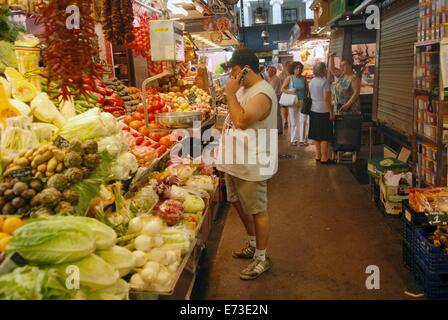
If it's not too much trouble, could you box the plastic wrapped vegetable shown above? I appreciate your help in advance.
[158,200,184,226]
[129,186,159,215]
[109,152,138,181]
[98,134,129,157]
[164,165,194,184]
[185,175,214,193]
[30,93,66,128]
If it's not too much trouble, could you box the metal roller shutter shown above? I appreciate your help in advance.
[377,0,418,137]
[329,28,344,57]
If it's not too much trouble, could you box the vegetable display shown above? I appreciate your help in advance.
[101,0,135,45]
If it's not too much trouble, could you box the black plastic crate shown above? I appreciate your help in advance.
[402,207,416,247]
[403,240,415,272]
[333,114,363,152]
[402,200,430,228]
[415,228,448,274]
[414,258,448,299]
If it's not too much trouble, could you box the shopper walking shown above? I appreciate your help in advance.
[279,61,292,129]
[329,53,361,114]
[308,62,334,164]
[281,62,309,146]
[217,48,278,280]
[267,65,283,135]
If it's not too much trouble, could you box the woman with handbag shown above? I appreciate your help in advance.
[281,62,309,146]
[308,62,334,164]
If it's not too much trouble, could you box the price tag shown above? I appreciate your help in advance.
[428,212,448,226]
[54,135,70,149]
[187,92,197,104]
[9,167,32,179]
[0,253,27,276]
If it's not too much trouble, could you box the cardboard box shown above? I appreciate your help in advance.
[380,190,403,215]
[380,175,411,203]
[367,158,409,178]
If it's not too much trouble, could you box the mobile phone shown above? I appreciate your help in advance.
[239,67,250,84]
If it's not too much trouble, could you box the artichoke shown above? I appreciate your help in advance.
[47,174,69,191]
[64,151,83,168]
[64,168,84,183]
[82,140,98,155]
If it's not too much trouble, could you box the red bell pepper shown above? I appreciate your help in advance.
[96,86,107,96]
[111,93,124,108]
[105,87,114,96]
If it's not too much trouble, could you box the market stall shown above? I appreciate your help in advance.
[0,0,230,300]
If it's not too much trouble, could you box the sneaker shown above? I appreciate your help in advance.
[240,257,272,280]
[291,141,298,146]
[232,244,255,259]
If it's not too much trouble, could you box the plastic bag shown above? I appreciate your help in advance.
[130,186,159,215]
[109,152,138,181]
[98,133,129,158]
[185,175,214,193]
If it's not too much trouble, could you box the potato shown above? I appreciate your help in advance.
[33,151,53,166]
[53,150,65,162]
[25,149,35,158]
[15,157,30,167]
[36,146,49,155]
[37,164,47,173]
[55,163,64,173]
[45,171,53,177]
[47,157,58,173]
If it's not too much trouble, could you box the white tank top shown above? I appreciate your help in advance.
[217,80,278,182]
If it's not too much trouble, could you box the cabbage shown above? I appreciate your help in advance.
[0,266,70,300]
[54,254,119,289]
[97,246,136,277]
[58,108,109,141]
[54,216,117,250]
[7,219,96,265]
[31,123,59,142]
[183,195,205,213]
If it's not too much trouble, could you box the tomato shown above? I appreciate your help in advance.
[159,135,173,147]
[135,136,144,146]
[132,132,140,138]
[149,123,159,130]
[136,105,145,113]
[122,126,130,132]
[151,101,159,109]
[132,113,143,121]
[143,140,152,147]
[139,126,150,136]
[154,110,160,114]
[161,106,169,113]
[151,142,160,149]
[156,145,168,157]
[124,115,133,124]
[129,120,142,131]
[148,114,155,121]
[150,133,161,141]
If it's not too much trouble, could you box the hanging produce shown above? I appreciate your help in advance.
[36,0,103,101]
[101,0,135,45]
[127,12,154,58]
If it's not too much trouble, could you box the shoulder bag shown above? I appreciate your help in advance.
[301,96,312,115]
[279,92,298,107]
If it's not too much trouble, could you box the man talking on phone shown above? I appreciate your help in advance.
[217,48,278,280]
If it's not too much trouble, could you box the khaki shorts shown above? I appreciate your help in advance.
[225,173,268,215]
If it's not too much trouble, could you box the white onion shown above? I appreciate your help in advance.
[128,217,143,234]
[132,250,147,267]
[134,235,152,252]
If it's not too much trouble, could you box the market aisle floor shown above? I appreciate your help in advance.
[193,131,420,300]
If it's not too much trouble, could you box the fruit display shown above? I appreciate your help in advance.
[427,227,448,254]
[0,216,24,253]
[0,5,221,299]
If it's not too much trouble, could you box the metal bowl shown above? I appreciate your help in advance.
[155,111,203,129]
